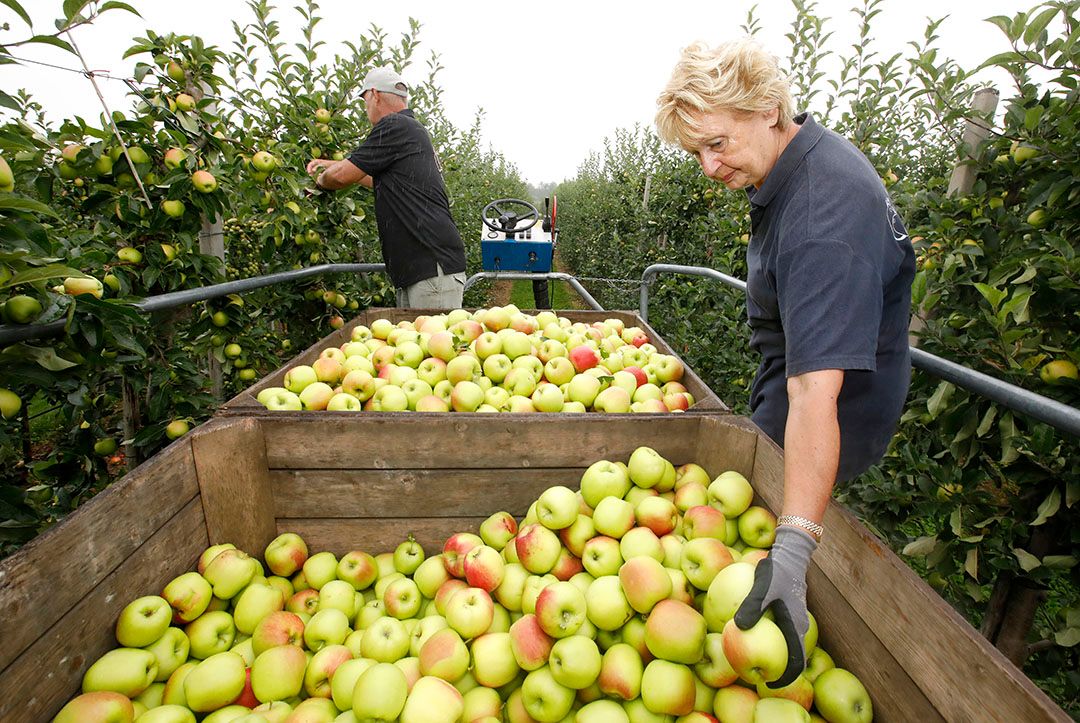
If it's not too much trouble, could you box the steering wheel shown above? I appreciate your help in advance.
[482,198,540,236]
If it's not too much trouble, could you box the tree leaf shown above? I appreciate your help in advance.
[1032,487,1062,526]
[26,35,74,54]
[7,343,80,371]
[965,548,979,580]
[2,264,89,288]
[1054,628,1080,647]
[0,0,31,27]
[1042,555,1076,570]
[100,1,141,16]
[1067,480,1079,508]
[0,196,59,217]
[1023,7,1059,45]
[902,535,938,557]
[927,381,955,417]
[1013,548,1041,571]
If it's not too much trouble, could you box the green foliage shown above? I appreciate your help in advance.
[555,0,1079,711]
[0,2,527,553]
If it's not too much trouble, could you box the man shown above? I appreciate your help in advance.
[655,39,916,686]
[306,67,467,309]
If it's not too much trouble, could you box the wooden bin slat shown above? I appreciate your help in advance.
[258,414,702,470]
[0,497,207,722]
[271,467,585,519]
[220,307,726,414]
[279,517,489,557]
[0,440,200,674]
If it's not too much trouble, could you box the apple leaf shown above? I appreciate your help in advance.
[5,343,80,371]
[927,380,954,418]
[1041,555,1076,570]
[1031,487,1061,526]
[902,535,938,557]
[976,405,997,437]
[100,1,140,16]
[1012,548,1041,572]
[0,0,31,26]
[1053,628,1080,648]
[0,196,60,217]
[26,35,74,54]
[1066,480,1078,508]
[2,264,88,289]
[964,548,979,580]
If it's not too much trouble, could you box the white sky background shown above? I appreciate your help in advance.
[0,0,1030,185]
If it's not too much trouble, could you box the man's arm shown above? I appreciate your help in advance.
[306,159,373,190]
[782,368,844,522]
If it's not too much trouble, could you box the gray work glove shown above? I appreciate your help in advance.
[734,525,817,688]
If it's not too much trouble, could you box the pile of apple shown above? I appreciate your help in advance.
[255,308,695,413]
[55,447,873,723]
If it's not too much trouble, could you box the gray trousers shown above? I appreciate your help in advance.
[396,264,466,309]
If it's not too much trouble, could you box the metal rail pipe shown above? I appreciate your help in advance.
[639,263,1080,438]
[0,263,387,346]
[465,271,605,311]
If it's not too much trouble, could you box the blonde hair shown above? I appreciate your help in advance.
[655,39,795,151]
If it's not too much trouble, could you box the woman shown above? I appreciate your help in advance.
[655,39,916,687]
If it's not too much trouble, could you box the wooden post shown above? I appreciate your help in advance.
[911,87,1001,346]
[948,87,1000,197]
[195,79,226,399]
[121,376,141,471]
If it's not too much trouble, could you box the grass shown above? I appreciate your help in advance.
[508,278,581,310]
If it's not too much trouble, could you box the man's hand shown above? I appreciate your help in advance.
[306,159,333,176]
[733,525,817,688]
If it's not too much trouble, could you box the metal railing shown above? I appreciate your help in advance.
[640,263,1080,439]
[464,271,604,311]
[0,263,387,346]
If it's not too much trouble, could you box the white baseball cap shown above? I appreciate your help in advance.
[359,67,409,98]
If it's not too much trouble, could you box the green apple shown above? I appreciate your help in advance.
[521,665,575,721]
[548,634,602,689]
[251,644,307,702]
[143,627,190,682]
[640,659,695,716]
[713,684,759,721]
[644,599,705,664]
[737,506,777,548]
[184,610,236,660]
[305,608,351,651]
[360,616,411,662]
[813,667,873,723]
[579,460,631,508]
[803,646,835,683]
[627,447,669,488]
[754,697,811,722]
[192,170,218,193]
[585,575,633,631]
[709,471,755,517]
[399,675,464,723]
[183,651,246,712]
[330,657,376,710]
[470,631,520,688]
[204,548,258,599]
[592,497,635,539]
[116,595,173,647]
[82,648,158,697]
[721,617,788,686]
[535,485,579,530]
[350,661,408,719]
[233,582,285,634]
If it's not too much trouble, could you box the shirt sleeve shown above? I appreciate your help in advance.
[775,239,881,377]
[347,116,421,176]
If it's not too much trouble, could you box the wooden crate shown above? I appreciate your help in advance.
[0,414,1067,722]
[219,308,726,414]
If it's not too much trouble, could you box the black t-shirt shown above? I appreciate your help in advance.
[348,109,466,288]
[745,113,916,482]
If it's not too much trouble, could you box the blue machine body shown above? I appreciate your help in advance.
[481,233,554,272]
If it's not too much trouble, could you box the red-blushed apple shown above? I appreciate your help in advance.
[443,532,483,578]
[515,523,562,574]
[446,586,495,639]
[285,587,319,616]
[450,380,484,411]
[311,356,343,385]
[410,614,449,657]
[298,381,335,410]
[419,627,470,682]
[507,394,536,412]
[464,544,506,592]
[416,394,451,412]
[757,673,815,711]
[534,580,588,639]
[713,684,760,721]
[549,546,584,581]
[53,691,135,723]
[674,481,710,512]
[384,576,423,619]
[681,537,735,591]
[593,385,631,413]
[644,599,706,664]
[446,355,483,385]
[558,514,595,558]
[162,572,213,624]
[663,392,692,412]
[640,659,696,716]
[509,614,555,671]
[635,495,679,536]
[264,532,308,577]
[597,643,644,701]
[480,511,518,550]
[435,579,469,616]
[521,573,557,615]
[737,506,777,548]
[813,667,873,723]
[585,575,634,631]
[683,505,727,540]
[400,675,464,723]
[618,555,672,614]
[251,610,305,656]
[721,617,788,685]
[337,549,378,590]
[303,644,353,698]
[708,471,755,518]
[568,344,600,373]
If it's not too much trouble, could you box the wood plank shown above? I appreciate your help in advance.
[806,563,941,723]
[690,415,761,480]
[0,440,200,674]
[191,417,276,557]
[279,517,488,557]
[260,415,701,470]
[0,498,207,723]
[746,420,1068,720]
[271,468,587,518]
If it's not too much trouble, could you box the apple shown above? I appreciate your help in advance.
[708,471,755,518]
[470,632,520,688]
[652,355,685,383]
[585,575,633,631]
[304,608,350,651]
[681,537,734,591]
[803,646,835,684]
[520,665,575,721]
[674,481,709,513]
[531,382,565,413]
[383,576,422,619]
[192,170,218,193]
[627,447,670,489]
[183,651,246,712]
[258,388,303,411]
[203,548,257,599]
[515,524,562,574]
[349,662,408,720]
[643,599,706,664]
[442,532,483,578]
[445,586,495,640]
[713,684,759,722]
[494,562,529,612]
[813,667,873,723]
[635,495,679,536]
[568,345,600,373]
[479,511,518,550]
[64,276,104,298]
[399,675,464,723]
[593,643,643,701]
[370,384,409,411]
[638,659,695,716]
[162,572,213,624]
[619,527,663,563]
[593,386,631,413]
[301,643,352,699]
[507,395,535,412]
[462,544,506,592]
[251,643,307,702]
[582,535,623,578]
[284,365,319,394]
[737,506,777,548]
[533,485,578,530]
[53,691,135,723]
[578,460,630,508]
[183,609,236,660]
[508,614,555,670]
[408,556,448,600]
[531,579,588,639]
[683,505,727,540]
[232,582,284,635]
[592,496,635,539]
[564,373,601,408]
[361,616,411,662]
[449,380,484,412]
[721,617,788,685]
[446,355,482,385]
[115,595,173,648]
[418,627,470,682]
[249,610,304,657]
[175,92,197,111]
[410,614,449,657]
[703,561,756,630]
[82,644,157,695]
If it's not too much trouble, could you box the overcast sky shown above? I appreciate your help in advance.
[1,1,1028,184]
